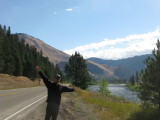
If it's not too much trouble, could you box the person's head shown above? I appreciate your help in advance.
[54,74,61,83]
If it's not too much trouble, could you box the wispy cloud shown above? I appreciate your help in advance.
[64,29,160,60]
[65,8,73,12]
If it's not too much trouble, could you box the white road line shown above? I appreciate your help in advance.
[4,95,47,120]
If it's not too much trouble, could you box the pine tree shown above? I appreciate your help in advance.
[13,55,23,76]
[139,39,160,111]
[0,25,3,36]
[130,75,135,85]
[7,26,11,37]
[3,25,7,35]
[135,71,139,83]
[65,52,91,89]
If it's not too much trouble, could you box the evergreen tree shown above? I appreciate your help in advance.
[130,75,135,85]
[7,26,11,37]
[0,25,3,36]
[135,71,139,83]
[3,25,7,35]
[65,52,91,89]
[0,27,4,72]
[13,55,23,76]
[139,39,160,111]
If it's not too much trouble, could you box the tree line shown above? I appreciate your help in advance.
[0,25,63,80]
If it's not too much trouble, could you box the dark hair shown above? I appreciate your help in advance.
[55,74,61,79]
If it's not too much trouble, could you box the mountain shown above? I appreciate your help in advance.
[86,60,118,80]
[18,33,118,80]
[18,33,70,64]
[88,54,152,79]
[18,33,151,81]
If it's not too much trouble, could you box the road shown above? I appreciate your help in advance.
[0,87,47,120]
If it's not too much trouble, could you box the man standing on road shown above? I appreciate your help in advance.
[36,66,75,120]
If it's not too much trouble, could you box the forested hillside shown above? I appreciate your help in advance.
[0,25,64,80]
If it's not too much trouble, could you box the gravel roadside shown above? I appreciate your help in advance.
[18,92,98,120]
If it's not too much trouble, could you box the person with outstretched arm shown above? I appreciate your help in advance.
[36,66,75,120]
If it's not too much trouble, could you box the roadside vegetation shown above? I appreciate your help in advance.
[76,86,140,120]
[77,78,140,120]
[128,106,160,120]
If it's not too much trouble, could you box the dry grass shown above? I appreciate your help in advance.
[0,74,43,90]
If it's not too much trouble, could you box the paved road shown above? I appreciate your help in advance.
[0,87,47,120]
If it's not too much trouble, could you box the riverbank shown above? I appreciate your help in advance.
[77,87,141,120]
[89,84,141,103]
[87,84,160,120]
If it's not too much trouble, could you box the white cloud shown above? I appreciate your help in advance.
[65,8,73,12]
[64,29,160,60]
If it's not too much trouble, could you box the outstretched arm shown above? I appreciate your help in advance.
[61,85,75,93]
[36,66,51,87]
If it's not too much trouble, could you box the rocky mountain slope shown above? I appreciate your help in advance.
[18,33,70,63]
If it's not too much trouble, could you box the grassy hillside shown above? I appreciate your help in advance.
[0,74,43,90]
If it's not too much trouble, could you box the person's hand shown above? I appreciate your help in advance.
[36,66,41,72]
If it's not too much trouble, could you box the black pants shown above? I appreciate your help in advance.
[45,103,60,120]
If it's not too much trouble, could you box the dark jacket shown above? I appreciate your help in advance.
[39,71,75,104]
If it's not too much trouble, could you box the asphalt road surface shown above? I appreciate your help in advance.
[0,87,47,120]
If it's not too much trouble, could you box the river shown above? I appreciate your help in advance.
[88,84,141,103]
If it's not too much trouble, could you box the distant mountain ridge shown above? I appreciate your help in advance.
[88,54,152,79]
[18,33,151,81]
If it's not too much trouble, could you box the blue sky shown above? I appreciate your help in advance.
[0,0,160,59]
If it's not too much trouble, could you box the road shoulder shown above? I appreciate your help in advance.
[20,92,98,120]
